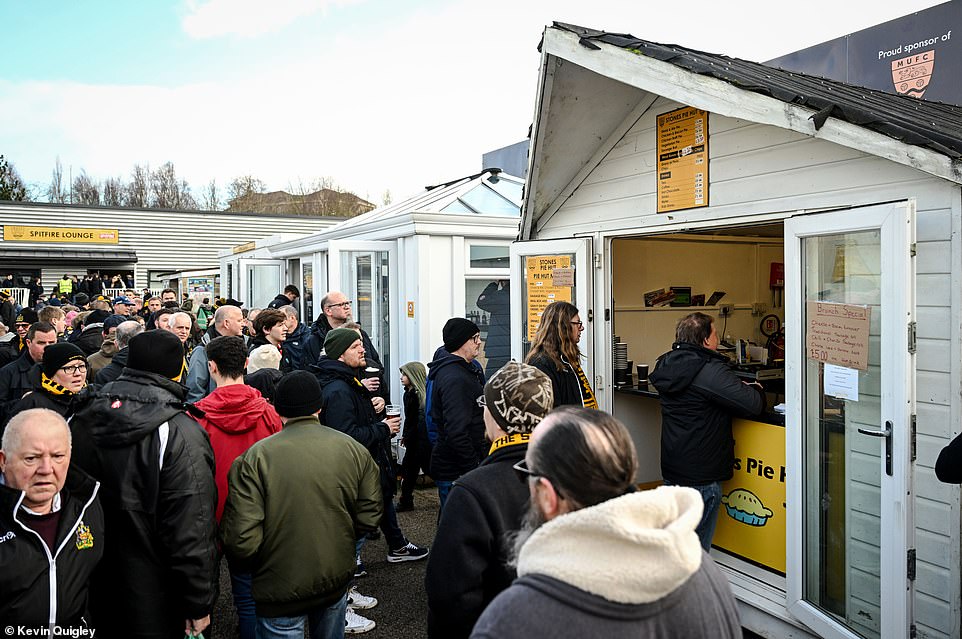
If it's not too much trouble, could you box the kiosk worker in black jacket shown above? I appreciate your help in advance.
[0,409,105,627]
[69,330,218,639]
[650,312,765,551]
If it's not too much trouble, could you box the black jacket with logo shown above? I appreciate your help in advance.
[69,369,219,638]
[302,317,389,401]
[526,353,586,408]
[650,342,765,484]
[0,466,105,626]
[0,350,40,428]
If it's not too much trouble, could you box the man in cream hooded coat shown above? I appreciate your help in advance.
[471,406,741,639]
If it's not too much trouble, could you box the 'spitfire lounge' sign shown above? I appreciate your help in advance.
[3,225,119,244]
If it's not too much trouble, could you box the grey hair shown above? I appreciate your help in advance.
[2,409,71,455]
[169,312,192,327]
[115,320,145,349]
[280,305,299,320]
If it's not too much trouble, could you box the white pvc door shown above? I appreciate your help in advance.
[784,201,915,639]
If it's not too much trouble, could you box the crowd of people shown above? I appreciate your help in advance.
[0,276,752,639]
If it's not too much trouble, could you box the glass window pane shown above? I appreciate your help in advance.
[249,264,279,309]
[459,185,520,216]
[469,245,509,269]
[467,279,511,378]
[802,231,881,639]
[341,251,390,376]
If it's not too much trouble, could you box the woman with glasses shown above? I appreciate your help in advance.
[8,343,90,424]
[525,301,598,409]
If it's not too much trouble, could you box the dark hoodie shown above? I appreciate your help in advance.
[427,350,486,481]
[649,342,765,485]
[195,383,282,520]
[69,368,219,639]
[302,317,389,402]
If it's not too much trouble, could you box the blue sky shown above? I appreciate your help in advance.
[1,0,948,206]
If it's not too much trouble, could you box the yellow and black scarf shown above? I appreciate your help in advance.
[488,432,531,456]
[41,372,85,396]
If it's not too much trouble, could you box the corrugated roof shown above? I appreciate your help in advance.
[552,22,962,159]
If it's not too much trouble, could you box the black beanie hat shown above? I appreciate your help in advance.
[17,308,38,325]
[74,292,90,307]
[42,342,86,377]
[127,330,185,379]
[84,309,110,327]
[443,318,480,352]
[274,370,323,418]
[324,328,361,360]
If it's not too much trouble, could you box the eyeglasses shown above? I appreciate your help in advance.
[570,321,584,328]
[512,458,566,499]
[60,364,88,375]
[325,301,352,309]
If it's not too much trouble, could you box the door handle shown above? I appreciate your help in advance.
[857,421,893,476]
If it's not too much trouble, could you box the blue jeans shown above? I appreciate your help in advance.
[435,480,454,510]
[228,565,255,639]
[355,494,406,558]
[255,593,347,639]
[665,480,722,551]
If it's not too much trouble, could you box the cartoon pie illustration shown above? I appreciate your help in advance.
[721,489,773,527]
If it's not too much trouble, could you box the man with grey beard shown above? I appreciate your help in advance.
[470,407,742,639]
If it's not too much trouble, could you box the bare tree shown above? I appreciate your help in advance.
[150,162,181,209]
[227,175,266,202]
[102,177,124,206]
[47,156,67,203]
[178,179,198,210]
[381,189,392,206]
[202,179,221,211]
[72,171,101,206]
[124,164,150,208]
[0,155,28,201]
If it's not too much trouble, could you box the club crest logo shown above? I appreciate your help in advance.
[75,521,94,550]
[891,50,935,99]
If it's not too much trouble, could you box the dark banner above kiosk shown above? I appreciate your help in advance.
[767,1,962,106]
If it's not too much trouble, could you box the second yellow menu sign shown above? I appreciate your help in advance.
[657,106,708,213]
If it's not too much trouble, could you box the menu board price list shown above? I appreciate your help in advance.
[657,106,709,213]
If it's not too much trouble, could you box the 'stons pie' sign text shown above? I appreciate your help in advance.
[805,301,872,371]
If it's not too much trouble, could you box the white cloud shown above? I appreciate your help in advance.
[181,0,355,39]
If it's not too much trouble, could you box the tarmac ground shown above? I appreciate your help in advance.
[211,477,765,638]
[212,478,439,639]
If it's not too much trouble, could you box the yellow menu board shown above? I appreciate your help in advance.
[713,418,786,575]
[656,106,708,213]
[525,255,573,341]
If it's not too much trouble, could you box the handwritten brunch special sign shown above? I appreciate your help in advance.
[805,301,872,371]
[656,106,708,213]
[525,255,573,341]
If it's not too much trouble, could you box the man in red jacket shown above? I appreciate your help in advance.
[193,335,281,639]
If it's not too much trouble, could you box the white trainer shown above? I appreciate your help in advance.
[345,607,376,634]
[347,586,378,610]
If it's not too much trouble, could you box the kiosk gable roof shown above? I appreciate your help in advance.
[524,23,962,237]
[311,169,522,237]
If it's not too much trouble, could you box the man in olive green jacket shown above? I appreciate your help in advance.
[220,371,382,638]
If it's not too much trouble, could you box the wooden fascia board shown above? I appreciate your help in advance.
[535,92,660,235]
[521,34,557,240]
[542,28,962,185]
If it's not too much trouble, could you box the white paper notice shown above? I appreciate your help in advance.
[824,363,859,401]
